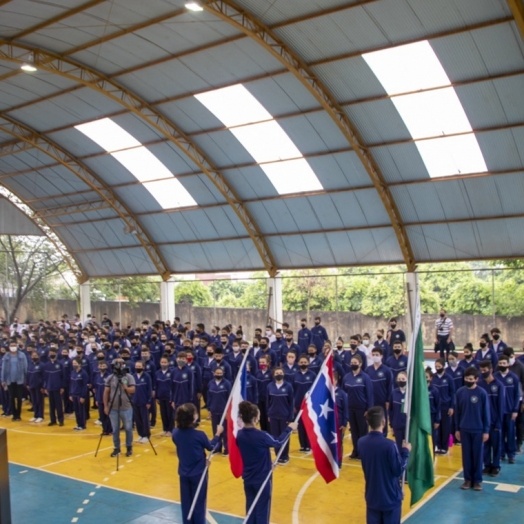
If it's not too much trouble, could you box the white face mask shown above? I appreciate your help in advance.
[509,357,516,366]
[232,347,240,353]
[265,331,271,336]
[9,347,17,353]
[372,355,382,364]
[363,340,370,346]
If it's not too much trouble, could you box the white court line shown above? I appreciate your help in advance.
[288,454,361,467]
[292,472,319,524]
[401,469,462,523]
[39,448,112,468]
[456,476,524,488]
[206,511,219,524]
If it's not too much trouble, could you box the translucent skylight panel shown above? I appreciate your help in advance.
[195,85,272,127]
[261,159,323,194]
[392,88,473,139]
[363,40,487,178]
[143,179,197,209]
[415,135,487,178]
[231,121,302,163]
[363,41,450,95]
[75,118,140,152]
[112,148,173,183]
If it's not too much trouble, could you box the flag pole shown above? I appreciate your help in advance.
[402,271,419,492]
[187,350,250,521]
[242,350,335,524]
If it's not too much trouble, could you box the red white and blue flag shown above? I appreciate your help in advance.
[301,352,340,483]
[227,361,247,478]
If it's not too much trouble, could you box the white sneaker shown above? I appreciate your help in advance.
[139,437,149,443]
[94,420,102,425]
[29,417,36,422]
[134,437,142,442]
[35,418,43,423]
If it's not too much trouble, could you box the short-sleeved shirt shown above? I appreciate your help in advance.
[104,373,136,411]
[435,317,453,336]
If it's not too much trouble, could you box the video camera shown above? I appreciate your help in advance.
[111,360,129,379]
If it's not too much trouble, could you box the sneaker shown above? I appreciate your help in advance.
[299,447,307,452]
[473,483,482,491]
[73,426,81,431]
[460,481,472,490]
[12,417,21,421]
[489,468,500,477]
[58,422,64,427]
[304,447,311,452]
[110,449,121,457]
[508,457,516,464]
[94,420,102,426]
[278,458,289,465]
[134,437,142,443]
[139,437,149,443]
[126,448,132,457]
[35,418,43,423]
[48,422,57,427]
[482,467,491,475]
[101,432,111,436]
[29,417,36,422]
[222,451,229,457]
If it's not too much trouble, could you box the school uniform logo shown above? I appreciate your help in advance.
[140,378,145,382]
[443,379,447,384]
[378,372,384,377]
[182,373,187,379]
[470,396,479,404]
[166,373,171,378]
[356,378,363,384]
[399,362,405,367]
[282,388,287,392]
[306,377,311,381]
[219,385,224,389]
[507,378,514,384]
[491,385,498,392]
[55,364,60,369]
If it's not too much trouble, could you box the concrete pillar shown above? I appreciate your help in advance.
[160,278,176,321]
[79,280,91,323]
[405,272,420,353]
[267,272,283,329]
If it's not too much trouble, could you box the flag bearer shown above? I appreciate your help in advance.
[431,358,455,455]
[27,351,45,423]
[207,368,231,455]
[293,355,316,452]
[425,369,441,452]
[333,371,348,467]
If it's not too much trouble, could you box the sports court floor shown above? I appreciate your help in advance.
[3,402,523,523]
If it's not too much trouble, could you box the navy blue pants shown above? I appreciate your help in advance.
[211,412,227,453]
[269,418,289,460]
[258,401,268,432]
[149,397,157,426]
[297,418,310,449]
[501,414,516,459]
[97,404,112,434]
[437,409,452,452]
[62,386,73,414]
[436,335,451,361]
[349,408,368,457]
[133,404,151,438]
[73,396,86,429]
[460,430,483,483]
[158,399,174,432]
[7,383,23,419]
[393,427,406,454]
[180,473,207,524]
[366,505,401,524]
[0,387,10,415]
[29,387,44,419]
[484,427,501,469]
[244,479,272,524]
[48,389,63,424]
[431,413,439,451]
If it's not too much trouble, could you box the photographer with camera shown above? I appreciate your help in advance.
[104,358,136,457]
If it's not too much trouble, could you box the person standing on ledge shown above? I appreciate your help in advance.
[435,309,454,361]
[359,406,411,524]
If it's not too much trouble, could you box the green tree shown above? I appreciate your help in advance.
[447,280,492,315]
[174,281,212,306]
[238,276,267,309]
[92,277,160,306]
[360,274,406,317]
[282,270,336,313]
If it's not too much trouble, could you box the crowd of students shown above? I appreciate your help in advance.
[0,313,523,487]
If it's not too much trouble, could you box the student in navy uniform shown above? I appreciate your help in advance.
[210,347,232,382]
[70,358,89,431]
[432,358,455,454]
[307,344,324,375]
[374,329,391,362]
[267,368,294,464]
[495,355,520,464]
[293,355,316,452]
[132,361,152,444]
[186,350,202,422]
[310,316,328,353]
[504,347,524,454]
[489,328,508,355]
[388,371,407,453]
[156,356,174,436]
[172,403,224,524]
[270,331,285,364]
[228,342,244,380]
[446,352,463,443]
[342,338,367,376]
[200,344,216,408]
[454,367,490,491]
[237,401,297,524]
[245,362,259,405]
[240,341,258,375]
[207,368,231,455]
[282,351,298,385]
[386,318,406,351]
[459,344,479,372]
[140,349,157,427]
[256,356,272,432]
[171,352,194,414]
[426,369,441,452]
[385,342,408,380]
[475,335,498,368]
[359,406,411,524]
[254,338,276,373]
[333,371,349,467]
[297,318,311,354]
[343,354,374,460]
[43,349,64,426]
[365,347,393,435]
[27,351,45,423]
[280,331,301,365]
[92,360,112,435]
[478,360,505,477]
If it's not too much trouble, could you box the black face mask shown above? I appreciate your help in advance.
[207,352,214,357]
[390,324,396,328]
[308,353,316,358]
[397,381,407,388]
[479,342,487,349]
[492,334,500,340]
[436,368,444,375]
[299,364,308,370]
[464,353,472,360]
[259,344,267,349]
[393,349,402,354]
[301,324,306,328]
[440,313,445,318]
[275,375,284,381]
[336,345,343,350]
[97,356,104,361]
[350,344,357,350]
[350,364,359,371]
[498,366,509,372]
[481,371,490,379]
[465,381,475,389]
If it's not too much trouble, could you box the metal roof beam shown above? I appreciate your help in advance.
[508,0,524,42]
[34,200,112,219]
[0,40,278,277]
[0,138,34,158]
[0,115,171,280]
[7,0,107,41]
[205,0,416,270]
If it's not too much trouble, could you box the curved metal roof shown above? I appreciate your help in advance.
[0,0,523,281]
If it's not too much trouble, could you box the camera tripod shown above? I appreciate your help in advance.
[95,372,157,471]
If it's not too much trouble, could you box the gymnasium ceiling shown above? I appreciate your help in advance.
[1,0,524,282]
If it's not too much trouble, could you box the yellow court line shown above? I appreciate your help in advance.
[401,469,462,522]
[292,472,319,524]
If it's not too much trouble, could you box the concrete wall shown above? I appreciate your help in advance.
[14,299,524,348]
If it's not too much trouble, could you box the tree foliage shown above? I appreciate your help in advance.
[91,277,161,306]
[174,281,212,307]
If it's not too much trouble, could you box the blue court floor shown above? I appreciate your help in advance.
[404,458,524,524]
[9,463,243,524]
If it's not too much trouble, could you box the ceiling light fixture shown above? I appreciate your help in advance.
[185,1,204,11]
